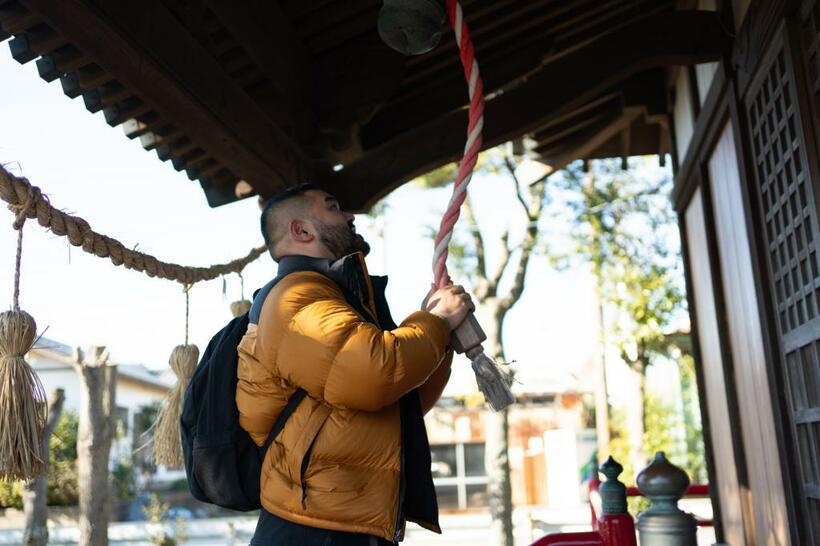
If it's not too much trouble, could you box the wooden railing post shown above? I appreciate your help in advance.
[597,456,637,546]
[636,451,697,546]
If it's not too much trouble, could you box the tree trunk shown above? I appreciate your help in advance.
[629,364,647,475]
[591,280,611,460]
[22,389,65,546]
[74,347,117,546]
[478,302,514,546]
[485,408,513,545]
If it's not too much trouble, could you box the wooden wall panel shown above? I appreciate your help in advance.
[709,122,791,546]
[684,188,747,546]
[674,68,695,162]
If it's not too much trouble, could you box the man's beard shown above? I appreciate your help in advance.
[315,220,371,259]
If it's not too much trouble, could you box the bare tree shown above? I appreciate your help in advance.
[417,147,547,546]
[22,388,65,546]
[73,346,117,546]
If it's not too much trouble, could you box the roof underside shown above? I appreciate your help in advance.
[0,0,727,210]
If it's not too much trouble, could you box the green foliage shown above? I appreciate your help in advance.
[608,406,635,484]
[51,410,78,461]
[144,494,186,546]
[552,158,685,375]
[0,480,23,509]
[134,403,160,475]
[111,458,136,502]
[48,411,79,506]
[680,354,708,483]
[0,411,80,508]
[642,393,678,460]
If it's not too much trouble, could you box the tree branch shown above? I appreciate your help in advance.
[500,178,548,313]
[45,389,66,437]
[503,155,531,216]
[464,192,488,296]
[488,227,511,298]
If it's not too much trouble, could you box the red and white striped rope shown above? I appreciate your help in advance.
[432,0,485,289]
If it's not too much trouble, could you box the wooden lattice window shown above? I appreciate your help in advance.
[749,51,817,335]
[747,27,820,541]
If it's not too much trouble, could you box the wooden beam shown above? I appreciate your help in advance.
[8,23,64,63]
[0,2,40,34]
[361,30,554,149]
[331,10,728,211]
[82,81,129,113]
[362,1,670,146]
[20,0,321,202]
[537,109,641,174]
[530,95,622,151]
[585,120,661,159]
[35,44,88,81]
[200,174,243,208]
[102,97,151,127]
[203,0,313,144]
[121,113,157,139]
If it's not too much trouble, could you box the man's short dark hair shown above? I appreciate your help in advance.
[260,183,321,247]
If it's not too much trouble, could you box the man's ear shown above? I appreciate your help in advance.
[289,219,314,243]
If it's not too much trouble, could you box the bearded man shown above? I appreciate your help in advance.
[237,184,473,545]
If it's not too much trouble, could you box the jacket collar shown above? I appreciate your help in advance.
[277,253,367,295]
[277,254,391,325]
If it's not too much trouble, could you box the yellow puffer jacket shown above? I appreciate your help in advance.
[236,255,451,541]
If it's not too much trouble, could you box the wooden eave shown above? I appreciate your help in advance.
[0,0,730,210]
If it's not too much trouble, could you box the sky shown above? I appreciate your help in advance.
[0,48,675,406]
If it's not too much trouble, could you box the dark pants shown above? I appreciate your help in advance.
[250,509,396,546]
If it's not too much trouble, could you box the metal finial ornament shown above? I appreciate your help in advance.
[636,452,697,546]
[599,456,628,515]
[378,0,445,55]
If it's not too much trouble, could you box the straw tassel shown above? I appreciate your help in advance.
[152,344,198,466]
[1,190,48,481]
[229,300,251,317]
[230,274,250,317]
[0,310,47,480]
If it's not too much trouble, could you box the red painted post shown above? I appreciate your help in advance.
[598,513,637,546]
[596,457,637,546]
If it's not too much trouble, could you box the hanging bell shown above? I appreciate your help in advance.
[378,0,446,56]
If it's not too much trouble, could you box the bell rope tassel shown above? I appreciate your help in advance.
[426,0,515,411]
[0,309,47,480]
[230,300,251,317]
[152,344,198,466]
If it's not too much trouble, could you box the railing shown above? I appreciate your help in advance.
[530,452,704,546]
[530,531,604,545]
[588,480,713,528]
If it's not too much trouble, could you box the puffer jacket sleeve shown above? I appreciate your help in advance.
[276,273,451,411]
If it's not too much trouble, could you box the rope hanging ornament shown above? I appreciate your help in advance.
[229,273,251,317]
[0,167,269,465]
[0,198,47,481]
[152,284,199,466]
[380,0,515,411]
[0,166,267,285]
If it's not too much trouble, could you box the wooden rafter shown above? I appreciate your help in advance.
[361,0,672,147]
[535,107,642,174]
[19,0,322,198]
[202,0,313,144]
[331,10,728,211]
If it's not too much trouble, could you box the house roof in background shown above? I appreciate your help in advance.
[32,337,173,390]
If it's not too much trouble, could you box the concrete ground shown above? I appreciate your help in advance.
[0,502,717,545]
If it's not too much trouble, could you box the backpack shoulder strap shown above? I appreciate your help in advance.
[263,388,307,452]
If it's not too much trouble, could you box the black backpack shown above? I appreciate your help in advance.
[180,280,305,511]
